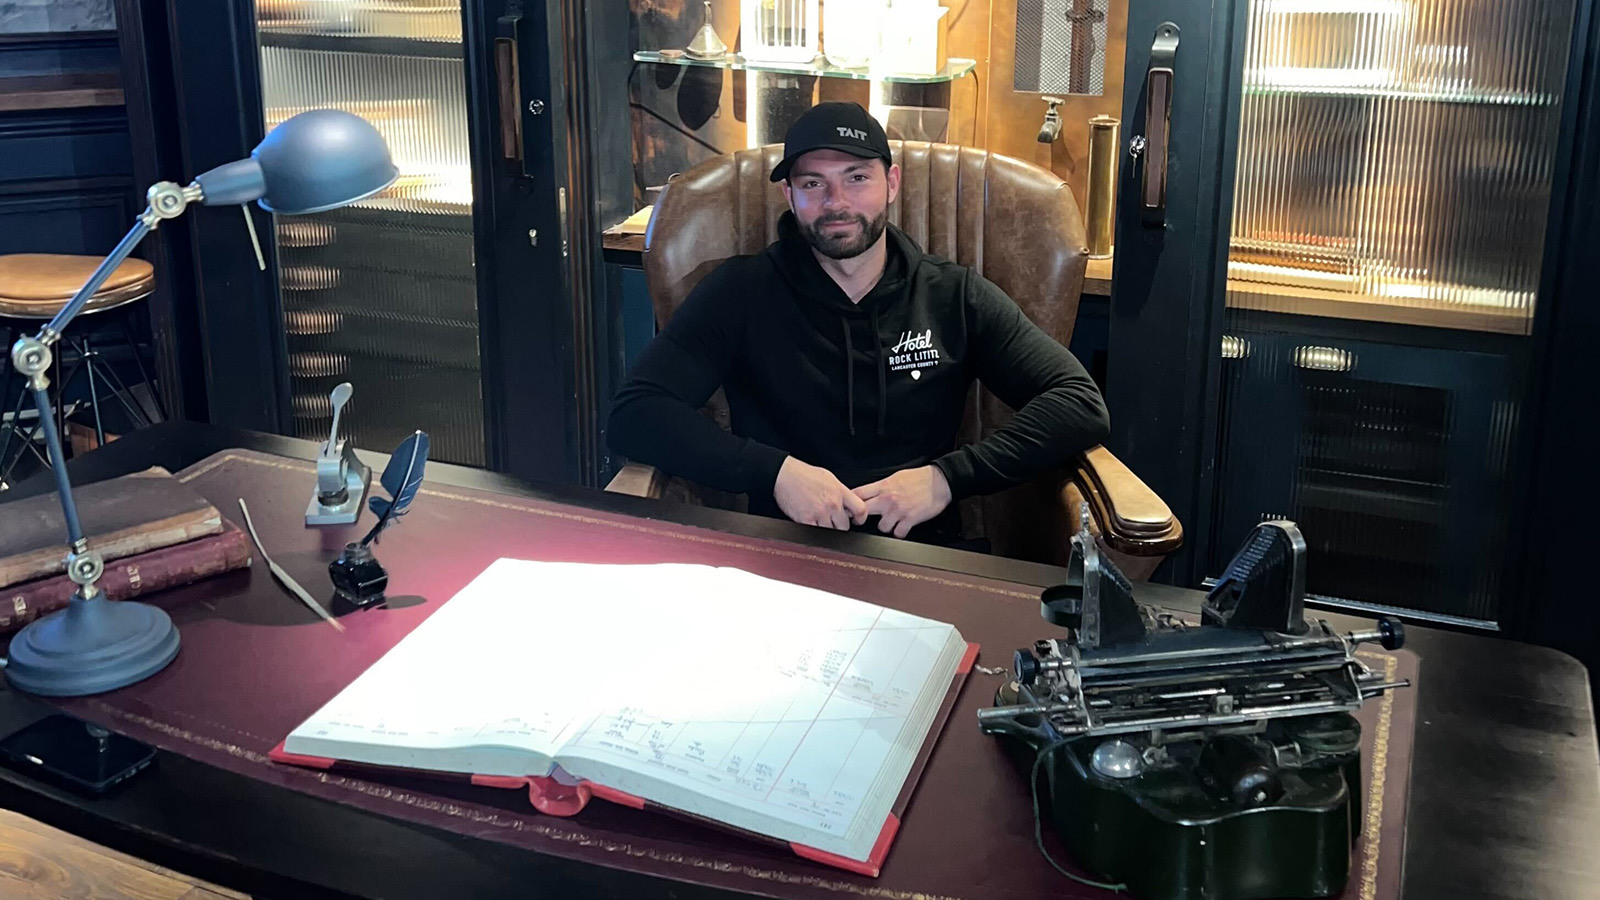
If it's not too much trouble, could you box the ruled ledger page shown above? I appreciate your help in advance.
[283,559,966,862]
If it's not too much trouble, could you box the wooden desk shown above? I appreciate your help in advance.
[601,206,650,254]
[1083,255,1112,295]
[602,208,1116,297]
[0,422,1594,900]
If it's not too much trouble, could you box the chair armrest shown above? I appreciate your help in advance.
[1066,445,1183,556]
[604,463,669,500]
[603,463,741,511]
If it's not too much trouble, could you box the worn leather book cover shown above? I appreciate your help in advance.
[0,466,223,588]
[0,520,252,633]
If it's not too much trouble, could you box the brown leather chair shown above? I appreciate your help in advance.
[604,141,1181,577]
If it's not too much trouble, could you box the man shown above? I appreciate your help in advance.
[608,101,1109,546]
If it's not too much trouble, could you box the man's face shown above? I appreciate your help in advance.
[782,149,901,260]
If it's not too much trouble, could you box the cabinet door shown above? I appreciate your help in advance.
[165,0,583,482]
[1212,328,1520,625]
[469,0,582,482]
[1104,2,1243,584]
[235,0,496,466]
[1108,0,1578,608]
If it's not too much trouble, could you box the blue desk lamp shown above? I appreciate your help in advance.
[5,109,397,696]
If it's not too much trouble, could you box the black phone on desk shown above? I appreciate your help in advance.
[0,714,156,794]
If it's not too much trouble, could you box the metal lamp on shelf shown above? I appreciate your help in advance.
[4,108,397,697]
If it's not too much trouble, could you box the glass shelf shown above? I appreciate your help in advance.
[259,29,463,60]
[1245,82,1554,106]
[632,50,976,84]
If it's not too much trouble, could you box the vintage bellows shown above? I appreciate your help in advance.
[978,513,1410,900]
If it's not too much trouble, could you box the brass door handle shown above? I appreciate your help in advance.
[1139,22,1179,227]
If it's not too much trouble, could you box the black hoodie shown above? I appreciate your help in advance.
[607,212,1110,540]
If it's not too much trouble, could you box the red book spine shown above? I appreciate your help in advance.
[0,523,252,634]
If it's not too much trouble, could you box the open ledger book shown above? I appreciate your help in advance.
[271,559,976,875]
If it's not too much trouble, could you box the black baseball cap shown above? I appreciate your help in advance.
[769,101,893,183]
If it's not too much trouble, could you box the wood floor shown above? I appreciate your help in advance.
[0,807,246,900]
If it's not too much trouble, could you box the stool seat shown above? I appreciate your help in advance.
[0,253,156,319]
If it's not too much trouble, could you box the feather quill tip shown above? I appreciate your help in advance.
[361,430,430,546]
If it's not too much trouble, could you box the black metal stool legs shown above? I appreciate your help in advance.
[117,309,165,422]
[82,335,107,448]
[64,332,157,433]
[0,305,163,485]
[1,319,55,490]
[0,321,14,490]
[0,372,51,492]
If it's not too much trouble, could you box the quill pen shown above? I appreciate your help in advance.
[238,499,344,632]
[361,430,429,547]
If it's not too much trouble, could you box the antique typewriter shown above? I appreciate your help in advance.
[979,511,1409,900]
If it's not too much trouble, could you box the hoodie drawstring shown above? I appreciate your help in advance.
[842,319,856,436]
[844,313,889,438]
[872,307,886,436]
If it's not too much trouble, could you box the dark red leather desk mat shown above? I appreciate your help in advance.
[48,449,1419,900]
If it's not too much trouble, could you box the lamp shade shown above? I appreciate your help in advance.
[254,109,398,214]
[193,109,398,213]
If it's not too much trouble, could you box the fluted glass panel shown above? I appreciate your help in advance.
[1211,325,1526,623]
[260,49,472,215]
[1210,0,1572,625]
[1227,0,1574,334]
[254,2,483,465]
[258,0,462,41]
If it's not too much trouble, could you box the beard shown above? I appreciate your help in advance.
[799,208,888,260]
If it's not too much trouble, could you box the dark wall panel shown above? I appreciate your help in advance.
[0,33,136,260]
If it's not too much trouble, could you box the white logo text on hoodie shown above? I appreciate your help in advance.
[888,329,941,374]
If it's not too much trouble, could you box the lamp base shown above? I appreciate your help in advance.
[5,595,179,696]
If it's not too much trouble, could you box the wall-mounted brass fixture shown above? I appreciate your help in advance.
[1037,96,1064,143]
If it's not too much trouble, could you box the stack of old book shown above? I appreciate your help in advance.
[0,468,251,634]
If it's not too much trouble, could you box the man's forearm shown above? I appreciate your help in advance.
[608,392,789,496]
[941,275,1113,499]
[932,381,1110,499]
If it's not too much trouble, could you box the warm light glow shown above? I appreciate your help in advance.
[260,52,471,215]
[867,76,890,137]
[1260,0,1408,14]
[1248,66,1395,89]
[740,0,820,64]
[1227,0,1568,330]
[744,70,760,149]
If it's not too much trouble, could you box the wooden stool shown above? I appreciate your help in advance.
[0,253,160,489]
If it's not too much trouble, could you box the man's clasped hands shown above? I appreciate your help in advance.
[772,457,952,538]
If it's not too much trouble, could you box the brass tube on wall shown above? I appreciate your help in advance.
[1086,114,1119,258]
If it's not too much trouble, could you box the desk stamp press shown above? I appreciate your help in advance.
[305,382,369,525]
[979,511,1410,900]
